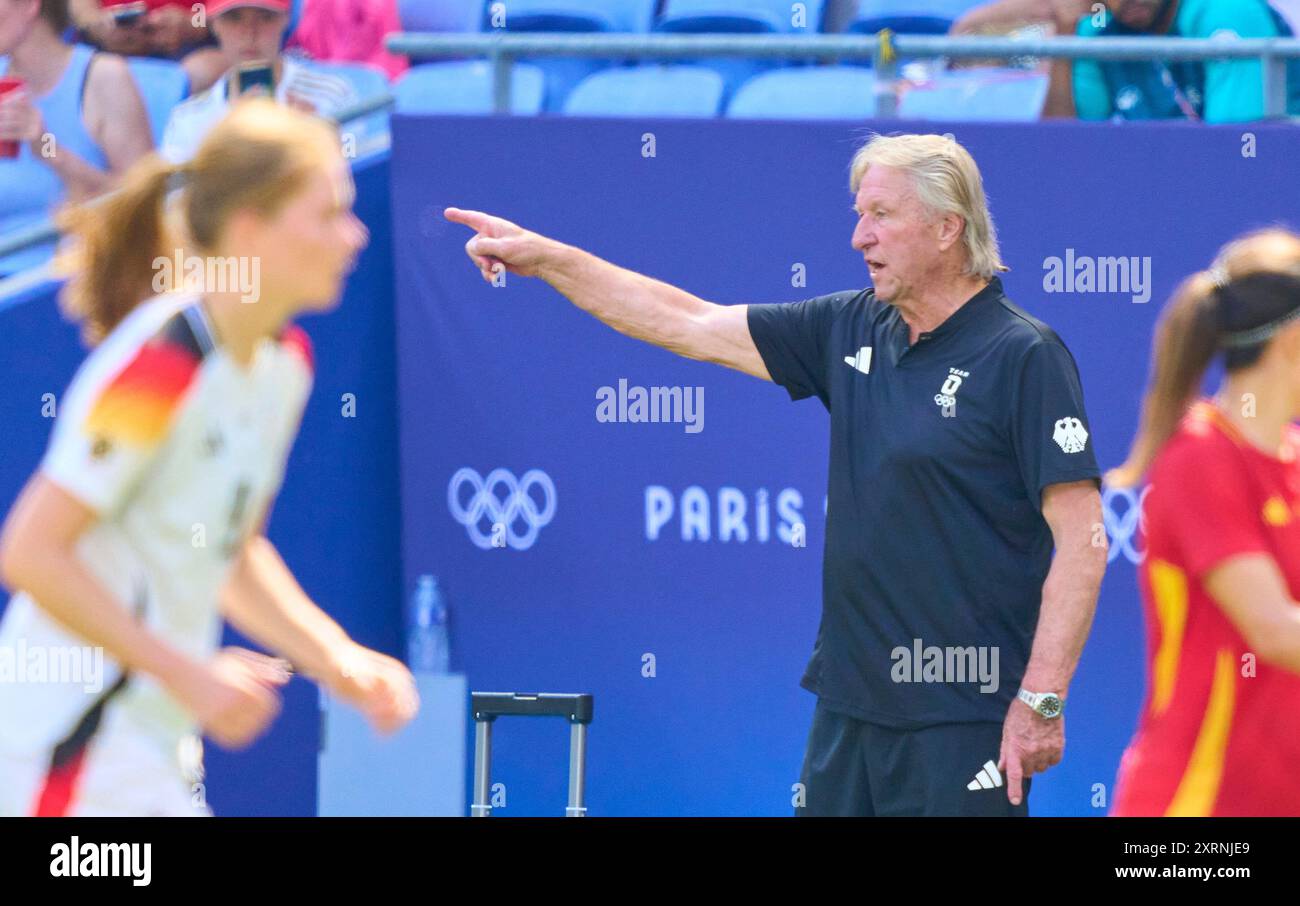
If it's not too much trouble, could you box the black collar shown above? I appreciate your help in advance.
[916,276,1003,342]
[889,277,1003,364]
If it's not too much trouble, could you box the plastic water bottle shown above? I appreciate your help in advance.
[407,575,450,674]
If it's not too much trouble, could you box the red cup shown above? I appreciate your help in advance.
[0,77,24,159]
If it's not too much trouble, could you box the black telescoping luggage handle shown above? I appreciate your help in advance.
[471,692,594,817]
[472,692,593,724]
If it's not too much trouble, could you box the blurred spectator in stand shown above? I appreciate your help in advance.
[952,0,1091,33]
[0,0,151,274]
[160,0,354,163]
[70,0,229,93]
[286,0,406,79]
[1065,0,1300,122]
[949,0,1093,117]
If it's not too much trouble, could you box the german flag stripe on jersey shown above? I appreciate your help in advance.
[82,313,206,448]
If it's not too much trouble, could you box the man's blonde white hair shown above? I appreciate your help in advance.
[849,133,1006,279]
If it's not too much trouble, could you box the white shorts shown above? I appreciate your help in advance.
[0,699,210,818]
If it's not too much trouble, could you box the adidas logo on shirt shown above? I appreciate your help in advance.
[967,759,1003,791]
[844,346,872,375]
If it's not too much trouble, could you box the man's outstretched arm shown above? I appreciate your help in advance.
[445,207,771,381]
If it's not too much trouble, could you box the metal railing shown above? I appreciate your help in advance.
[334,91,398,127]
[8,30,1300,263]
[385,31,1300,118]
[0,91,395,263]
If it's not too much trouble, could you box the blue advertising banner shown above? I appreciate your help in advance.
[393,114,1300,816]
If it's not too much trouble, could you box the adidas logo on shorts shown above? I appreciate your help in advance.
[967,760,1003,791]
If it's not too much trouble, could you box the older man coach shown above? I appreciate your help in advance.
[445,133,1107,817]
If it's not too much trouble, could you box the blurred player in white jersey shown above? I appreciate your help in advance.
[0,98,417,816]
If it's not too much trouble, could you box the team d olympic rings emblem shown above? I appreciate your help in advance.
[448,467,557,551]
[1101,485,1150,566]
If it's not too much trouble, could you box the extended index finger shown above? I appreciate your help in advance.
[444,207,497,233]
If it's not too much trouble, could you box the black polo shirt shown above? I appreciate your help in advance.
[747,277,1100,727]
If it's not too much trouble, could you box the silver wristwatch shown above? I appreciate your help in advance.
[1017,688,1064,719]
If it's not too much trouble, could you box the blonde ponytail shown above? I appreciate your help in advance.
[55,154,179,344]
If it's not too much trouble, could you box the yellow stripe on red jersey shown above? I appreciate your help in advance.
[1112,401,1300,816]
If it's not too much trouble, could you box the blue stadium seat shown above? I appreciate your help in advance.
[394,61,546,114]
[897,69,1049,121]
[563,65,725,117]
[502,53,602,114]
[398,0,484,31]
[485,0,657,32]
[483,2,660,112]
[656,0,826,32]
[725,66,878,119]
[653,1,829,101]
[307,61,390,100]
[304,62,391,153]
[125,57,190,146]
[849,0,983,34]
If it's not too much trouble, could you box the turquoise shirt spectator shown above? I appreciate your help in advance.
[1073,0,1300,122]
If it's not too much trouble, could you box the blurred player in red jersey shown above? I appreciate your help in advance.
[0,99,416,816]
[1107,228,1300,816]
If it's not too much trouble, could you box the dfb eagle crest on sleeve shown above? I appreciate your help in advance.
[1053,417,1089,453]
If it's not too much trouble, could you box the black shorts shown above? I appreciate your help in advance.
[795,699,1031,817]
